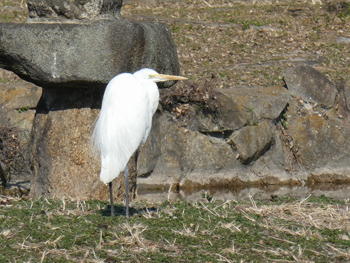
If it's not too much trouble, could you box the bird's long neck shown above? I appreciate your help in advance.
[145,82,160,116]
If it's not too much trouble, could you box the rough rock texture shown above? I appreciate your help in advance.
[228,120,273,165]
[0,83,42,143]
[344,81,350,111]
[283,65,338,108]
[286,100,350,171]
[0,20,179,89]
[27,0,123,21]
[138,84,292,189]
[137,65,350,193]
[0,81,42,158]
[0,82,42,111]
[29,86,138,200]
[187,85,291,133]
[0,81,41,193]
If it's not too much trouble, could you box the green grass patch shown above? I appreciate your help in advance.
[1,196,350,262]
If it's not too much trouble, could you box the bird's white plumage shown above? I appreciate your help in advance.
[92,68,187,218]
[92,69,160,184]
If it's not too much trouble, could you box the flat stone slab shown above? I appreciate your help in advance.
[0,19,180,88]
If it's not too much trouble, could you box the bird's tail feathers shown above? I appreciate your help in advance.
[100,153,128,184]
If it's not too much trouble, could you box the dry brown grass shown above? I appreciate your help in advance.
[242,195,350,231]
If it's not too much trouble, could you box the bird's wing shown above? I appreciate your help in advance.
[92,73,150,183]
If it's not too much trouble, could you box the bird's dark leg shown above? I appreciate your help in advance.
[131,149,140,200]
[124,162,130,218]
[109,182,114,217]
[135,149,139,166]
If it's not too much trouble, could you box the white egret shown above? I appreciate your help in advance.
[92,68,187,218]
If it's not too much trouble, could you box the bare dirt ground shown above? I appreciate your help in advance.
[121,0,350,90]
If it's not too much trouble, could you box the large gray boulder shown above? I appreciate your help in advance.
[283,65,338,108]
[282,66,350,175]
[228,120,274,165]
[0,19,179,89]
[286,98,350,172]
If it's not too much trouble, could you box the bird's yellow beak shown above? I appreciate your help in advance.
[149,73,188,82]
